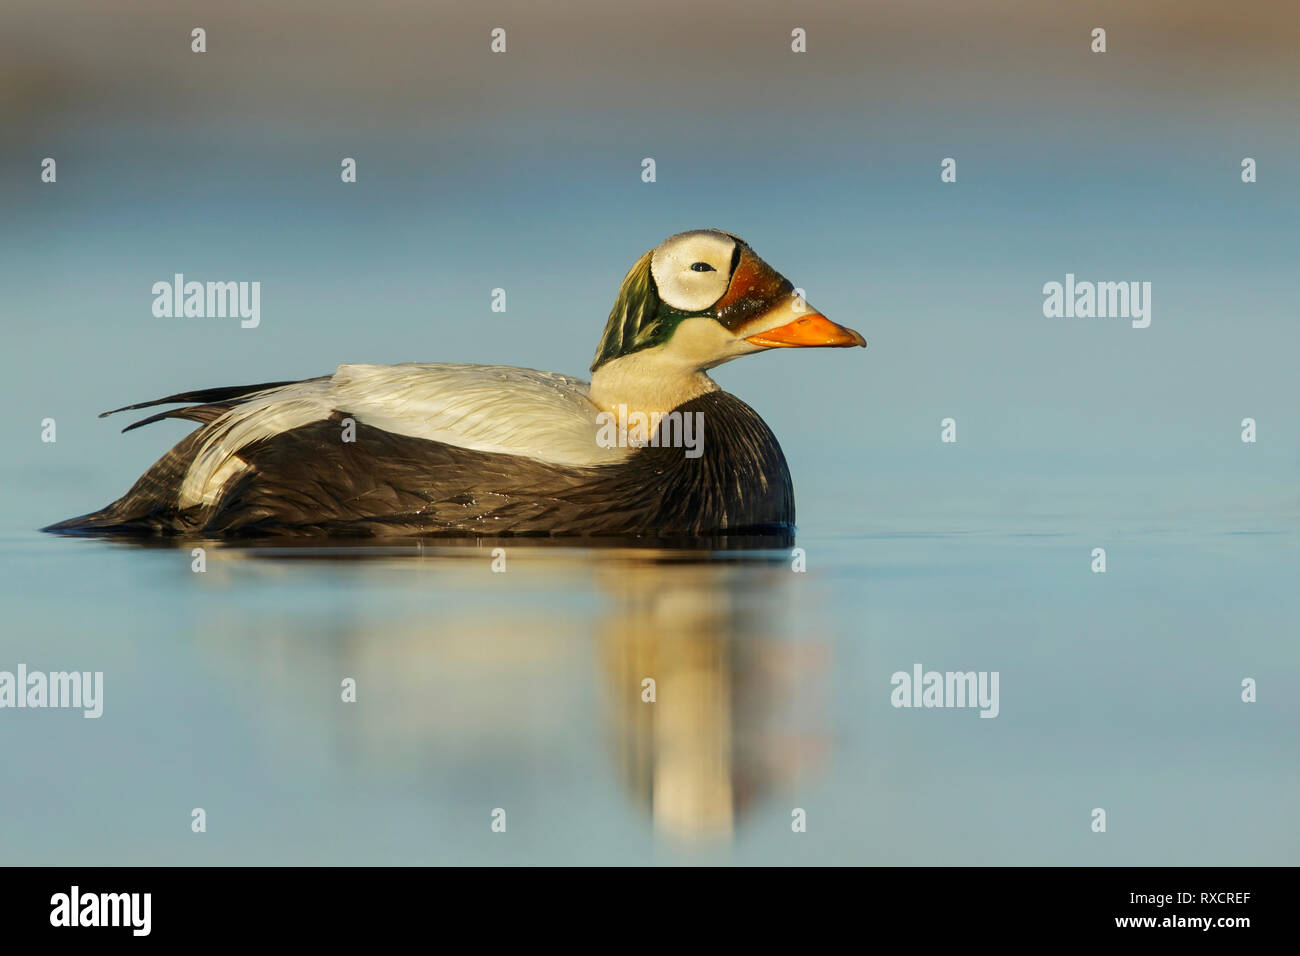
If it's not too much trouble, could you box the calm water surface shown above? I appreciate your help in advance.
[2,455,1295,865]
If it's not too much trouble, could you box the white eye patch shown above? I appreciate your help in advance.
[650,230,736,312]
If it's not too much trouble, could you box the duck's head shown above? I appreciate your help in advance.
[589,229,864,413]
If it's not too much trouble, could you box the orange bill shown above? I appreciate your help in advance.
[745,313,867,349]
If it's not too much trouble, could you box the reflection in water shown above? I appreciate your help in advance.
[137,534,830,845]
[595,556,829,840]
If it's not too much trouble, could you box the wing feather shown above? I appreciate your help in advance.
[175,363,630,508]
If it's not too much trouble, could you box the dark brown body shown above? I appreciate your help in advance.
[45,391,795,539]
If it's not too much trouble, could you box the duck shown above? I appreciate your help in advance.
[44,229,865,538]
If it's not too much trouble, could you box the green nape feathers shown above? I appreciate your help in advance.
[591,250,687,372]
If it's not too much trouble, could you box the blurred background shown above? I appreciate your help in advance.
[0,0,1296,864]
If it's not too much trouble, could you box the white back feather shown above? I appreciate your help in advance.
[177,363,628,507]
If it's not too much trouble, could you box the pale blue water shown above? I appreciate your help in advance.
[1,450,1296,864]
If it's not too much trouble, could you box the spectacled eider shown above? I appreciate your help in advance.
[44,229,865,538]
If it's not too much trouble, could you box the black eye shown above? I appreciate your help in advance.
[691,262,716,272]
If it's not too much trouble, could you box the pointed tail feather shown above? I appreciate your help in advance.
[119,404,230,433]
[47,374,323,535]
[98,380,300,418]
